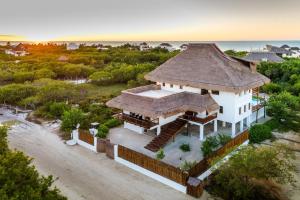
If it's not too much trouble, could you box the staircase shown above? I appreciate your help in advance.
[144,119,187,152]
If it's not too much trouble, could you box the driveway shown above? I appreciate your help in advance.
[1,109,205,200]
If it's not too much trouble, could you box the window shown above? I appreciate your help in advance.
[212,90,219,95]
[170,84,173,88]
[201,89,208,95]
[219,106,223,114]
[179,85,183,89]
[162,82,165,86]
[244,105,246,112]
[239,107,242,115]
[248,103,251,110]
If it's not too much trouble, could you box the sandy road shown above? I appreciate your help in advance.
[1,109,199,200]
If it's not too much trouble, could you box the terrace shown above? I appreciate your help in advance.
[109,121,246,168]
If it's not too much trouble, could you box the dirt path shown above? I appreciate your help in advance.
[1,109,202,200]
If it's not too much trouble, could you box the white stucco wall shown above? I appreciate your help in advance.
[158,82,253,124]
[250,107,265,123]
[124,122,144,134]
[159,113,184,126]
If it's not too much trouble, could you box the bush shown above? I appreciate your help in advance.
[103,118,121,128]
[61,108,84,132]
[179,143,191,152]
[49,102,70,118]
[201,136,219,157]
[180,160,197,171]
[249,124,272,143]
[218,134,231,145]
[96,125,109,139]
[156,148,165,160]
[264,119,280,130]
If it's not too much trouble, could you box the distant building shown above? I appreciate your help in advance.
[180,44,188,51]
[242,52,284,63]
[67,43,79,50]
[159,43,175,52]
[57,55,69,62]
[265,45,291,57]
[5,43,29,57]
[139,42,151,51]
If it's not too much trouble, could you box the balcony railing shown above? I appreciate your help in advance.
[181,113,217,124]
[252,103,264,112]
[115,113,158,129]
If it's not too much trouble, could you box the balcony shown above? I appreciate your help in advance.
[181,113,217,124]
[115,113,158,129]
[252,104,264,112]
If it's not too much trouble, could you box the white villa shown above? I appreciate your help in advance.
[66,42,79,50]
[107,43,270,152]
[139,42,151,51]
[5,43,29,57]
[159,43,176,52]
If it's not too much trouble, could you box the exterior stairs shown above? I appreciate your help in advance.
[144,119,187,152]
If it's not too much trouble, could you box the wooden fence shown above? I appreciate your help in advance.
[118,145,188,186]
[79,130,94,145]
[188,130,249,177]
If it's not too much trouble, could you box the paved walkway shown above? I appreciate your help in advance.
[0,109,201,200]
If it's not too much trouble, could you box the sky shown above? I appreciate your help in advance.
[1,0,300,42]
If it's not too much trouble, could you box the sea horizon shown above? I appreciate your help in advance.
[1,40,300,51]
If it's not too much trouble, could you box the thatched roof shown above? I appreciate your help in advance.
[242,52,284,63]
[106,85,219,118]
[145,43,270,92]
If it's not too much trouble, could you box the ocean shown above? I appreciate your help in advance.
[1,40,300,51]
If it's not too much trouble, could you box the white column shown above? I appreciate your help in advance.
[157,126,161,135]
[222,121,226,127]
[240,120,243,132]
[246,116,251,127]
[214,119,218,132]
[231,122,236,137]
[199,124,204,141]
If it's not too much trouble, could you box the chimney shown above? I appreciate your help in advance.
[250,62,257,72]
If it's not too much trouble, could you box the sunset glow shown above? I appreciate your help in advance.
[1,0,300,42]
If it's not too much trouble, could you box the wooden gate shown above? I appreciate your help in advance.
[79,130,94,145]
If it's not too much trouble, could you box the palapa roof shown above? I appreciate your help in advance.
[266,45,291,55]
[106,85,219,118]
[242,52,284,63]
[145,43,270,92]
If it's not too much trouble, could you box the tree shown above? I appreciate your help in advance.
[0,126,66,200]
[61,108,84,132]
[267,91,300,131]
[210,145,296,200]
[35,68,56,79]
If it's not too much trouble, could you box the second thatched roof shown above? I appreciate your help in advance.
[145,43,270,92]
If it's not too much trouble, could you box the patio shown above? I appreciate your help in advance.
[108,120,245,168]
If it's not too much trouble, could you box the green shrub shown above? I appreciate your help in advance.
[156,148,165,160]
[179,143,191,152]
[218,134,232,145]
[103,118,121,128]
[180,160,197,171]
[263,119,280,130]
[249,124,272,143]
[96,125,109,139]
[61,108,84,132]
[49,102,70,118]
[201,136,219,157]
